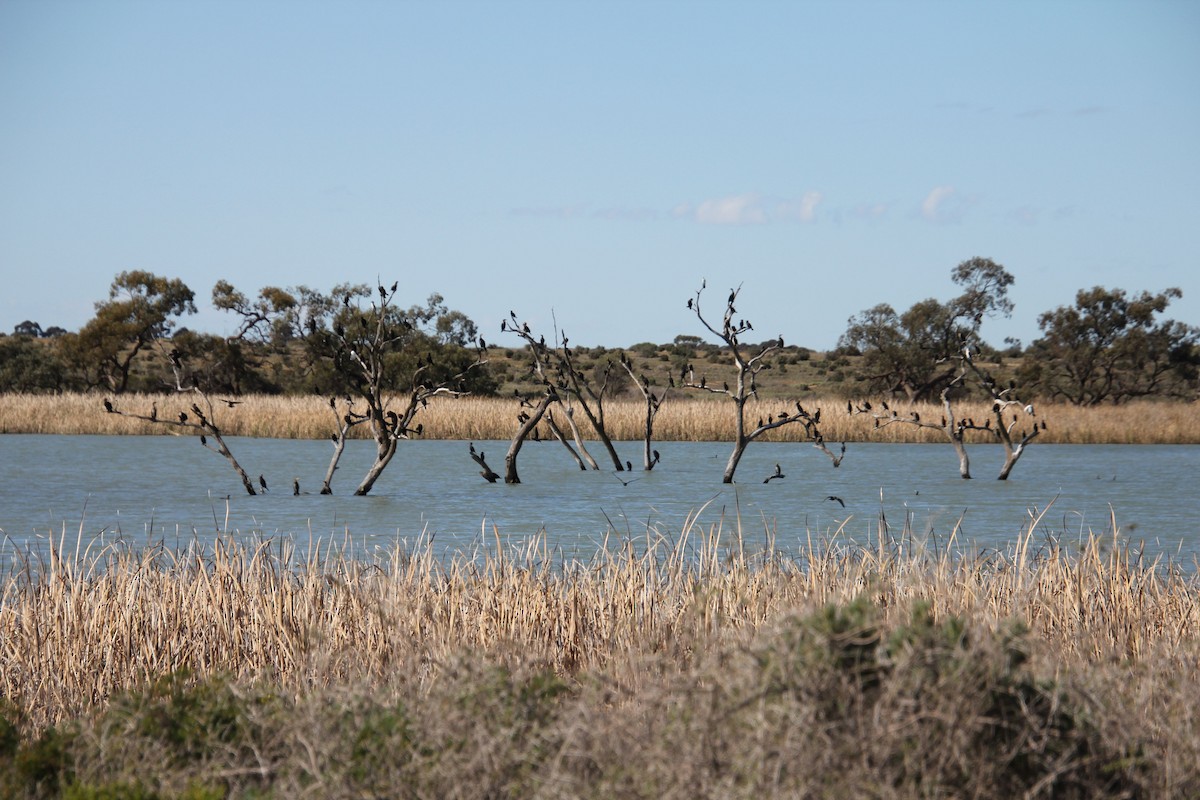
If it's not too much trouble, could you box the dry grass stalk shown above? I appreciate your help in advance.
[2,514,1198,735]
[2,391,1198,443]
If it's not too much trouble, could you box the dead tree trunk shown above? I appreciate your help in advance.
[554,401,599,469]
[469,442,500,482]
[104,348,260,495]
[321,282,486,496]
[544,408,587,470]
[684,283,827,483]
[502,312,623,472]
[962,357,1042,480]
[852,351,1042,480]
[320,397,360,494]
[505,394,554,484]
[617,352,666,470]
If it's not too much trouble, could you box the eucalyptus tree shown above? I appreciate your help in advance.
[840,258,1015,402]
[684,282,828,484]
[1022,286,1199,405]
[67,271,196,393]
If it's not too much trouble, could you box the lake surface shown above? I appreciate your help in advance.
[2,435,1199,566]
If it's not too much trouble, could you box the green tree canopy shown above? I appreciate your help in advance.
[64,271,196,393]
[1021,286,1199,405]
[839,258,1014,401]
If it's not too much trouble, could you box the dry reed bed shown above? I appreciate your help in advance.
[2,518,1198,733]
[3,391,1198,443]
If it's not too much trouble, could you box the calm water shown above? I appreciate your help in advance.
[2,435,1199,565]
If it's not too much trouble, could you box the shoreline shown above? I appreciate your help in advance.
[3,391,1198,444]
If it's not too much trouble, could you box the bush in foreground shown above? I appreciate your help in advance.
[0,598,1169,798]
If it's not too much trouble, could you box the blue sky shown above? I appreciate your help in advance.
[2,0,1197,350]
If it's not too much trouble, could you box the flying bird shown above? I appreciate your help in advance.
[827,495,845,507]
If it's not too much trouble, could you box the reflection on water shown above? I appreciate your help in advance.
[1,435,1198,565]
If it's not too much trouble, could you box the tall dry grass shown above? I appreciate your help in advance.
[3,391,1198,443]
[2,512,1198,731]
[3,511,1200,796]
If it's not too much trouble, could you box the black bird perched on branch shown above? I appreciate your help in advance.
[103,398,114,413]
[200,434,207,446]
[178,411,188,423]
[258,474,269,493]
[764,464,785,483]
[827,495,845,507]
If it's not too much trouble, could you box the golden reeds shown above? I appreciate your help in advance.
[3,515,1198,733]
[2,391,1198,443]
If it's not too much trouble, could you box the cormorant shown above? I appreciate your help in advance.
[827,495,845,507]
[103,399,114,413]
[179,412,187,423]
[293,478,301,496]
[200,434,207,446]
[258,474,268,493]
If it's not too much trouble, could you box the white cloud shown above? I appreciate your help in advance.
[920,186,956,222]
[694,193,767,225]
[776,190,823,223]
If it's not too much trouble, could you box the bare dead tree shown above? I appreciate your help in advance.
[685,282,829,483]
[616,350,666,471]
[323,283,487,495]
[542,404,588,470]
[468,441,501,483]
[502,312,628,472]
[102,346,260,495]
[318,395,366,494]
[503,392,555,484]
[851,346,1042,479]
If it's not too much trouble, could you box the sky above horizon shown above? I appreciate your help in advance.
[2,0,1197,350]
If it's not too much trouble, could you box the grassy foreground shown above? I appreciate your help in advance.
[2,518,1199,798]
[3,391,1199,443]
